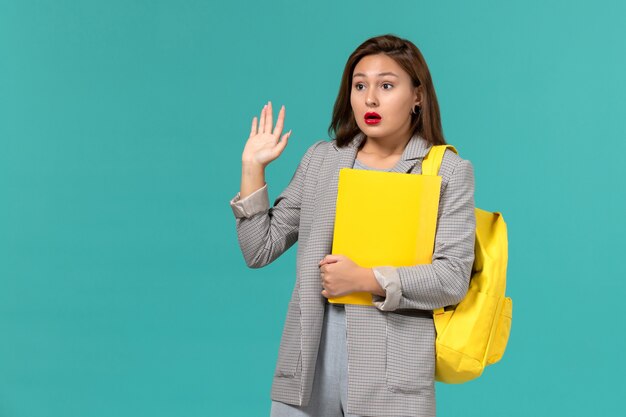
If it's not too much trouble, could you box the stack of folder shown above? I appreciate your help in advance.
[328,168,442,306]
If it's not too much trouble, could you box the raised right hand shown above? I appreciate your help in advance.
[242,101,292,168]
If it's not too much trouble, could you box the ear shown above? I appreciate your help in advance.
[413,85,424,106]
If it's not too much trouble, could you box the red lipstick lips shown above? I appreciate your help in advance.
[364,112,382,125]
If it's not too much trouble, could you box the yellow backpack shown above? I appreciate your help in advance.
[422,144,512,384]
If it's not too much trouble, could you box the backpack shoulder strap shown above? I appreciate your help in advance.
[421,144,458,176]
[423,143,458,320]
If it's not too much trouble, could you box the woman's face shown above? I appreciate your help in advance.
[350,53,421,142]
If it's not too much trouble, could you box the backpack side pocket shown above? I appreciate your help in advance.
[487,296,512,365]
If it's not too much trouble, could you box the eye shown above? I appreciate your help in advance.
[354,83,365,91]
[382,83,393,90]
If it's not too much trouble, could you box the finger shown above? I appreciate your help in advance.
[265,101,273,134]
[259,104,266,134]
[273,105,285,138]
[275,130,291,154]
[320,257,338,266]
[250,116,257,137]
[324,255,341,263]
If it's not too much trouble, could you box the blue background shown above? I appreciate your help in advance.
[1,0,624,416]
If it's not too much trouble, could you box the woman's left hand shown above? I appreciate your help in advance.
[318,254,366,298]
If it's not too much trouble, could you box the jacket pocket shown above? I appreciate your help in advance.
[274,300,302,378]
[385,313,435,394]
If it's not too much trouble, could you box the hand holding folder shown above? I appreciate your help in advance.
[328,168,442,306]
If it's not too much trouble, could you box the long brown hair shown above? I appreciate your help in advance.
[328,34,447,148]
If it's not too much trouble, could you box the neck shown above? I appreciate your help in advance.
[359,130,412,158]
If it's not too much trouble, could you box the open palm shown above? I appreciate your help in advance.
[242,101,292,167]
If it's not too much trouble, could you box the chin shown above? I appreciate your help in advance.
[360,126,387,137]
[358,123,382,132]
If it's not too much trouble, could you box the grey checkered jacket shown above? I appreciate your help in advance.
[229,131,476,417]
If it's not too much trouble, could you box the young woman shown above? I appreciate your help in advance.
[229,34,476,417]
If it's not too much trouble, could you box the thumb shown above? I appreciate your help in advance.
[276,129,292,152]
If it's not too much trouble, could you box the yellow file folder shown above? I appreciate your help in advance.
[328,168,442,306]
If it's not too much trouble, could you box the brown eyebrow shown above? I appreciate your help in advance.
[352,72,399,78]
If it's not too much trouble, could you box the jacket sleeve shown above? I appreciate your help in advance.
[371,158,476,311]
[229,141,324,268]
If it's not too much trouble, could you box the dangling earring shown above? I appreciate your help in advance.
[411,104,421,115]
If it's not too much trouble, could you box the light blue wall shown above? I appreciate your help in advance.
[1,0,624,416]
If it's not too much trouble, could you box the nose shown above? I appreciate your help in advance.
[366,92,378,106]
